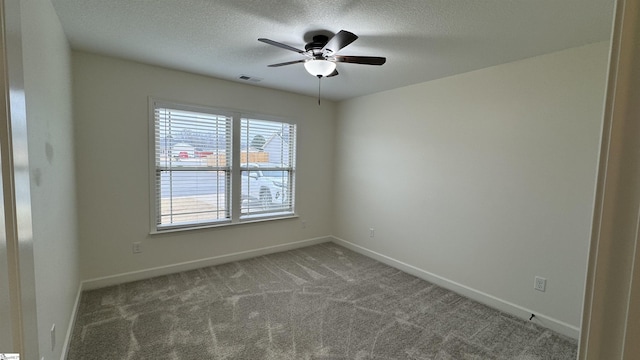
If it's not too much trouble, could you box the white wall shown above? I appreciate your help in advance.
[21,0,79,359]
[333,42,609,334]
[72,52,336,281]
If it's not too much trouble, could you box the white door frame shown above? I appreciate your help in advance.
[0,0,39,358]
[579,0,640,359]
[0,0,16,350]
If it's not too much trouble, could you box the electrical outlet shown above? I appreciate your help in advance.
[301,220,307,229]
[534,276,546,292]
[51,323,56,351]
[132,242,142,254]
[369,228,375,238]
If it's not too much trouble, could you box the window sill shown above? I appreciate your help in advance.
[150,213,298,235]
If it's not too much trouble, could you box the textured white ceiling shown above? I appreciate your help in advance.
[50,0,614,101]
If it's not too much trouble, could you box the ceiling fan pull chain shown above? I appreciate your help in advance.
[317,75,322,105]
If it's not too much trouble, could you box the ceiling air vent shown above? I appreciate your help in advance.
[238,75,262,82]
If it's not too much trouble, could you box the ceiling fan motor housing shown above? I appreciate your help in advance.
[305,35,330,56]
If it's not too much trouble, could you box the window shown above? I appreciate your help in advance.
[151,100,296,231]
[240,118,295,215]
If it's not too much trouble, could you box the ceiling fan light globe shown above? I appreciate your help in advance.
[304,59,336,77]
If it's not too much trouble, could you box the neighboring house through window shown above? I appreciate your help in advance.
[150,99,296,231]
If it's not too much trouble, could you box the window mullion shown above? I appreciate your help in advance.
[231,113,241,222]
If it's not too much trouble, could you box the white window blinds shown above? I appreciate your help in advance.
[154,105,232,229]
[240,118,296,216]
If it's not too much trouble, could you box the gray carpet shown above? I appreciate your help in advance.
[66,243,578,359]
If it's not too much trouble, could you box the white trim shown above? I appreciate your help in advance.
[82,236,331,290]
[622,205,640,356]
[579,1,640,358]
[59,283,83,360]
[1,0,39,355]
[150,214,299,235]
[147,97,157,234]
[230,108,241,222]
[330,236,580,339]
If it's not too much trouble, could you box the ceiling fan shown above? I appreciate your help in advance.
[258,30,386,78]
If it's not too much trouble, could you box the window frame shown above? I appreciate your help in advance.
[148,98,297,233]
[239,117,296,218]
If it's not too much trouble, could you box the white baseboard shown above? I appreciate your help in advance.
[330,236,580,339]
[60,282,83,360]
[82,236,332,290]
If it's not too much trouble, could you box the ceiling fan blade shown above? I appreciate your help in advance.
[326,69,339,77]
[258,38,305,54]
[267,59,306,67]
[322,30,358,55]
[334,55,386,65]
